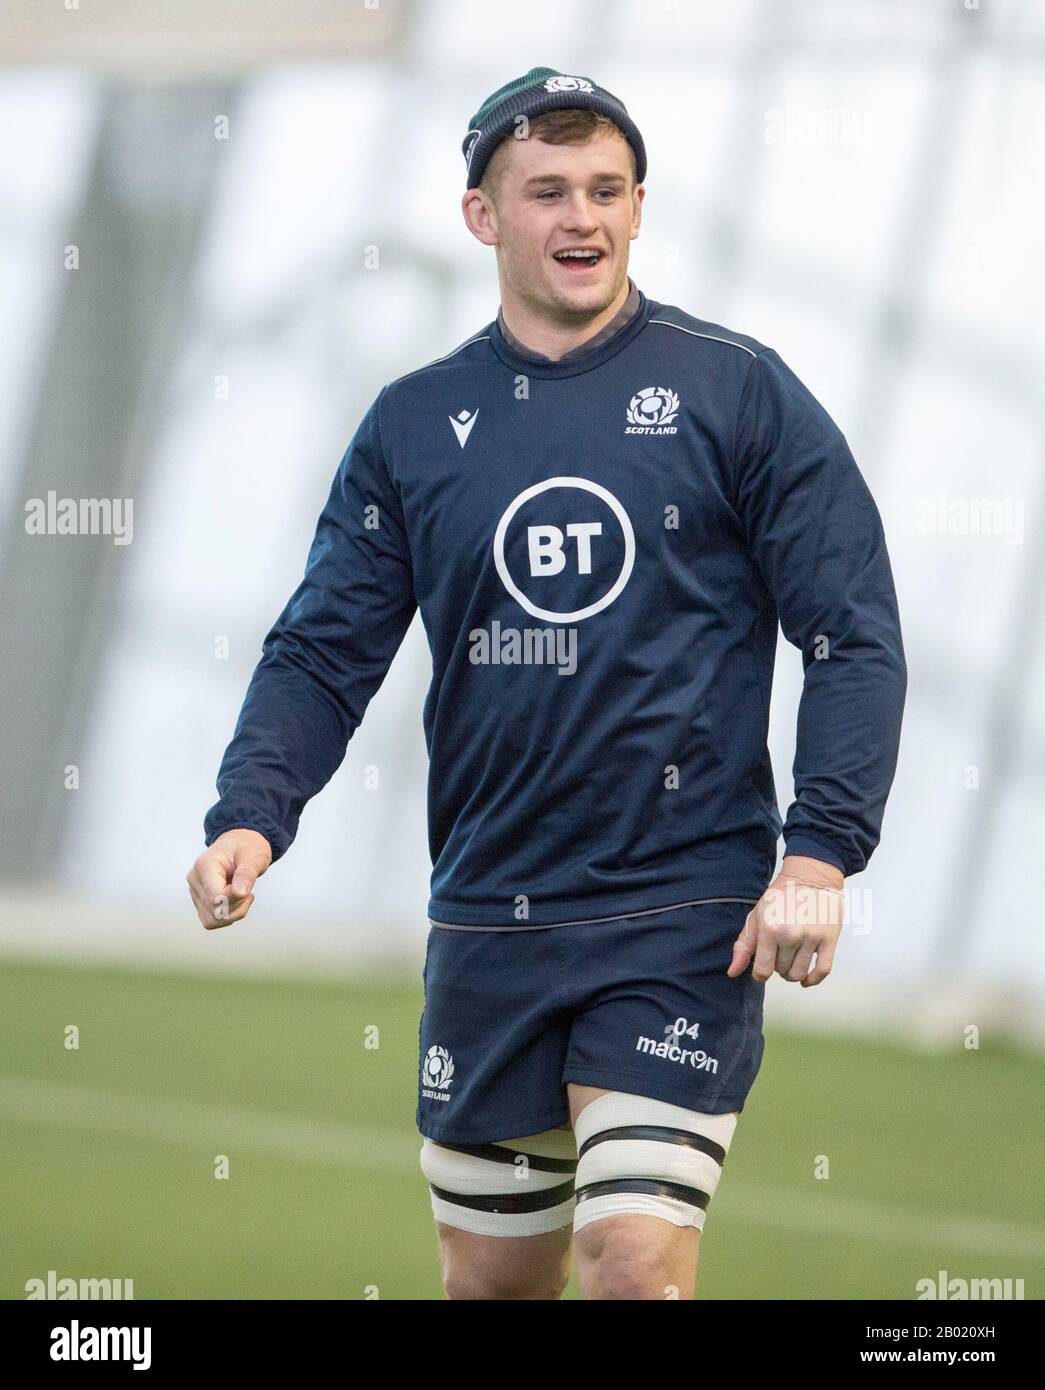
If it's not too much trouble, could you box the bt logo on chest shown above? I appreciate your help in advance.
[493,477,634,623]
[527,522,602,577]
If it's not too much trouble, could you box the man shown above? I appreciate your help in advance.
[187,67,907,1300]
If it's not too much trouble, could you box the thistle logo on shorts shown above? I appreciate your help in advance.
[493,476,635,623]
[626,386,680,435]
[421,1044,455,1102]
[544,75,594,94]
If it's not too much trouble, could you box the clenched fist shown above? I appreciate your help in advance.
[186,828,272,930]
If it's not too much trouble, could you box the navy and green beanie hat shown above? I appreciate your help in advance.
[462,66,647,190]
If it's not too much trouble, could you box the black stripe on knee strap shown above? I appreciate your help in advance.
[577,1124,726,1167]
[575,1178,711,1212]
[434,1140,577,1174]
[429,1178,576,1214]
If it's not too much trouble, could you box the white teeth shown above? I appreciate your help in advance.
[555,250,600,259]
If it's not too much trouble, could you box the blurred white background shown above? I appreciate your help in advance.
[1,0,1042,1041]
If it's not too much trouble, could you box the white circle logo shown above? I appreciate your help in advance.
[493,476,635,623]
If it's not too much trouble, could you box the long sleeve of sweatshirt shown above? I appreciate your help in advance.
[204,388,417,860]
[731,347,908,877]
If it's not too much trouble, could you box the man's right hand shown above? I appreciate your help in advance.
[186,828,273,930]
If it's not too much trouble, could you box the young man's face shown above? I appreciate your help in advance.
[467,128,644,323]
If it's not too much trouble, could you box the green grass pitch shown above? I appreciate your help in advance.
[2,958,1041,1299]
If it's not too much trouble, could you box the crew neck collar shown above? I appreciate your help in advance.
[488,284,654,379]
[497,277,641,364]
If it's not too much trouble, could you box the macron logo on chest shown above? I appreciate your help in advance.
[449,408,479,449]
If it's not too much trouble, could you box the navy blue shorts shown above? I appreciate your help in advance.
[416,899,766,1144]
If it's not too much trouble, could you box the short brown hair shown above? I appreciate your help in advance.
[480,108,637,205]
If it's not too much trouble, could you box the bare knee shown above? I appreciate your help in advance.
[574,1216,694,1300]
[439,1226,570,1300]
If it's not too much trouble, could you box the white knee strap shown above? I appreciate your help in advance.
[572,1092,737,1233]
[420,1128,578,1238]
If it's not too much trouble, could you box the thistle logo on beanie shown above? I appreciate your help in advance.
[543,75,594,94]
[461,65,647,190]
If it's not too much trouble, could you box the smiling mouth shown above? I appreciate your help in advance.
[552,248,604,272]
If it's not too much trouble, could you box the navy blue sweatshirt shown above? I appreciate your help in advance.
[204,287,907,928]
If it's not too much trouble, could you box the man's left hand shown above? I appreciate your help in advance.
[727,854,845,987]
